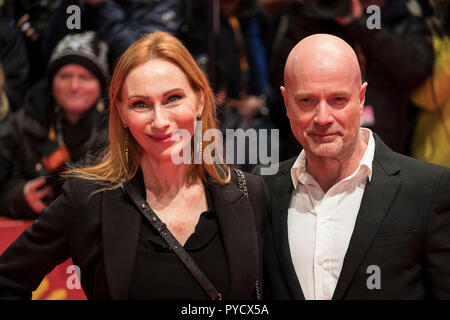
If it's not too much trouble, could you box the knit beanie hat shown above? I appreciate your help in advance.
[47,31,110,93]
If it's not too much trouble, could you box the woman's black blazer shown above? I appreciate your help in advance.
[0,170,268,300]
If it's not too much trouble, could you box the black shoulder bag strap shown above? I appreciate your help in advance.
[120,182,222,300]
[120,170,250,300]
[233,168,263,300]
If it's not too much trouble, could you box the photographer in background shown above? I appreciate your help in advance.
[0,32,109,219]
[1,0,56,86]
[269,0,434,157]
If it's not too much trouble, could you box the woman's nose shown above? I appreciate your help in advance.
[151,107,170,131]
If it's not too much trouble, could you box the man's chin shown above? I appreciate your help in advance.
[307,142,342,158]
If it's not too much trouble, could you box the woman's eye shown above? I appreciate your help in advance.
[166,94,182,104]
[131,101,148,109]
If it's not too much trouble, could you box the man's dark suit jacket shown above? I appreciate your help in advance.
[0,170,268,300]
[258,134,450,299]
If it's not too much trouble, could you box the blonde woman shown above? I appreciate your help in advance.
[0,32,268,300]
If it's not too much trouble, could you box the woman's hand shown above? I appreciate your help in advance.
[23,177,53,214]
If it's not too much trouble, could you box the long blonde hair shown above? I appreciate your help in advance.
[66,31,230,188]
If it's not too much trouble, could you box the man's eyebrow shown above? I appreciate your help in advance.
[330,91,350,96]
[294,93,312,99]
[127,88,183,101]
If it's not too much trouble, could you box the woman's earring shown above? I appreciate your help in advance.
[124,126,129,166]
[195,119,202,164]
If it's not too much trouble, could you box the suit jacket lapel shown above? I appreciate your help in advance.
[272,165,305,300]
[208,179,259,299]
[101,186,141,300]
[332,136,401,300]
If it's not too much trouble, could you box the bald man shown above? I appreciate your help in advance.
[256,34,450,299]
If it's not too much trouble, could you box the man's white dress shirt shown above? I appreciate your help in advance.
[288,128,375,300]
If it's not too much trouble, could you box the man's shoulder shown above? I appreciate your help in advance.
[373,137,450,185]
[391,152,449,182]
[252,157,297,185]
[376,134,447,167]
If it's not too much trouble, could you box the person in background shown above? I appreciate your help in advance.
[0,16,30,111]
[410,0,450,167]
[0,31,267,300]
[183,0,278,172]
[0,31,109,219]
[13,0,56,85]
[42,0,185,71]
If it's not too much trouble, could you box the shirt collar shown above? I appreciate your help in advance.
[291,128,375,190]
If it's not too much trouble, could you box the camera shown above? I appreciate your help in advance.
[303,0,351,19]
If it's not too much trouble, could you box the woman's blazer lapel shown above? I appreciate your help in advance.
[101,187,141,300]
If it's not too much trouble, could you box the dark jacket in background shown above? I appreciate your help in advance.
[0,17,29,112]
[0,112,14,187]
[0,79,108,220]
[270,0,434,156]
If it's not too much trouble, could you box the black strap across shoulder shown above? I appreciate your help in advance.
[120,182,222,300]
[120,169,249,300]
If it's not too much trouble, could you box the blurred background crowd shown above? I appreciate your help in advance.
[0,0,448,219]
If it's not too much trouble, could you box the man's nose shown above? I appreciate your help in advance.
[314,100,334,125]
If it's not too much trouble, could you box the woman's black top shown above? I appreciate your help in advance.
[127,186,230,300]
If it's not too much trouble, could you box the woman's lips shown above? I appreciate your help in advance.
[148,133,174,143]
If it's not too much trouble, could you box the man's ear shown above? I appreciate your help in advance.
[280,85,290,118]
[359,82,368,114]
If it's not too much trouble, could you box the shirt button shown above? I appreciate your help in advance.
[320,218,327,224]
[318,259,323,266]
